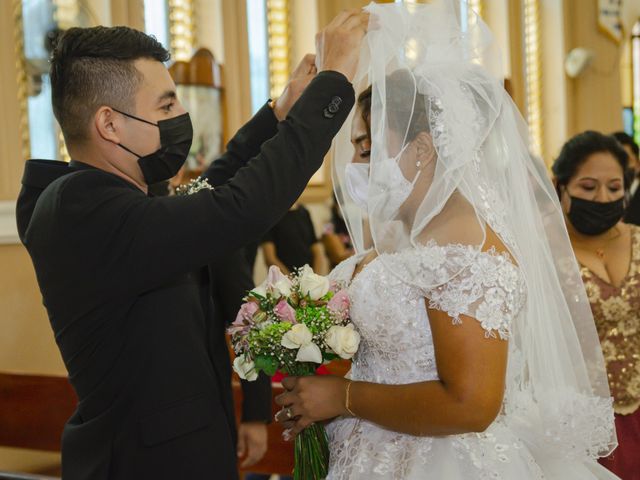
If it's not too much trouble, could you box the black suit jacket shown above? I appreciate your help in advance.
[15,72,354,480]
[209,250,272,424]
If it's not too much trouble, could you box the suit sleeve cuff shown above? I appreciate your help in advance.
[286,71,355,126]
[240,374,272,423]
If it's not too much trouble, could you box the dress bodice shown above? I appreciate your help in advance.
[329,243,526,386]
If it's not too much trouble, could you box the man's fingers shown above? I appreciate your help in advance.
[302,53,316,66]
[240,451,260,468]
[237,432,247,458]
[240,439,266,468]
[342,11,370,32]
[292,54,316,76]
[238,425,268,468]
[327,8,360,30]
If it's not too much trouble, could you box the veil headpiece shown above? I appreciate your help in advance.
[332,0,616,459]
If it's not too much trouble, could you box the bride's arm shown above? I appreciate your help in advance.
[276,311,508,436]
[276,230,512,436]
[353,310,507,434]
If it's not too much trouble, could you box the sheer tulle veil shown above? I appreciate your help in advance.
[331,0,616,460]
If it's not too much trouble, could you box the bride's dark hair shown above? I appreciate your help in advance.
[357,86,372,140]
[357,69,431,144]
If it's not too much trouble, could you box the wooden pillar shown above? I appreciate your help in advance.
[110,0,145,30]
[221,0,252,142]
[507,0,526,115]
[564,0,623,136]
[0,0,28,201]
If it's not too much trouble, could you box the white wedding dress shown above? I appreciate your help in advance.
[325,244,619,480]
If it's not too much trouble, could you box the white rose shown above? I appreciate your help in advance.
[250,280,267,297]
[233,355,258,381]
[281,323,323,364]
[298,265,330,300]
[251,267,293,298]
[267,265,293,297]
[295,342,322,363]
[273,278,293,297]
[281,323,313,349]
[325,324,360,360]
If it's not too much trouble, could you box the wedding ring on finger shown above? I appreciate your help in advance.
[285,406,294,420]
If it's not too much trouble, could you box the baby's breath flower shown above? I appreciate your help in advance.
[175,177,214,195]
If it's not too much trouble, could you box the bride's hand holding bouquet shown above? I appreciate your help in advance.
[228,265,359,480]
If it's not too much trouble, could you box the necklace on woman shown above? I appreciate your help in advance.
[573,226,622,261]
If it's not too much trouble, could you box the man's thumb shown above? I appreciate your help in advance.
[237,433,246,458]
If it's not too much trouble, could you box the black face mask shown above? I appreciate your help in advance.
[567,196,625,236]
[113,108,193,184]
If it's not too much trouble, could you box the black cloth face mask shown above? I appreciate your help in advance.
[113,108,193,184]
[567,195,625,236]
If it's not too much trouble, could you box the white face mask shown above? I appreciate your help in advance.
[345,163,370,211]
[371,145,419,219]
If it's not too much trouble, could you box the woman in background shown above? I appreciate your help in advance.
[323,197,355,269]
[553,131,640,480]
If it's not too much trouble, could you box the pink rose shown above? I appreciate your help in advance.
[327,289,350,320]
[228,301,260,336]
[274,299,297,324]
[235,301,259,324]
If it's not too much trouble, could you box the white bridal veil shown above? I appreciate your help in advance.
[332,0,616,460]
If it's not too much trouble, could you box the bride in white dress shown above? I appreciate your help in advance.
[275,2,619,478]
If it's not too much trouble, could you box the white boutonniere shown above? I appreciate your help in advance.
[175,177,214,195]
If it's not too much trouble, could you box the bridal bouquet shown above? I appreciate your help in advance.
[229,265,358,480]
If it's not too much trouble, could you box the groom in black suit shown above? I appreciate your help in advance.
[16,11,367,480]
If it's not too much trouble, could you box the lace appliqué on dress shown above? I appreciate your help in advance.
[387,243,526,339]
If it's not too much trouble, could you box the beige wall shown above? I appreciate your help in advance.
[0,245,65,375]
[564,0,624,136]
[196,0,225,63]
[220,0,252,142]
[110,0,145,30]
[291,0,319,63]
[540,0,569,162]
[0,244,66,473]
[0,1,27,202]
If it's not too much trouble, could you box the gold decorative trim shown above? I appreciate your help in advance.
[633,21,640,146]
[169,0,196,62]
[53,0,80,29]
[52,0,78,161]
[12,0,30,162]
[267,0,290,99]
[523,0,543,158]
